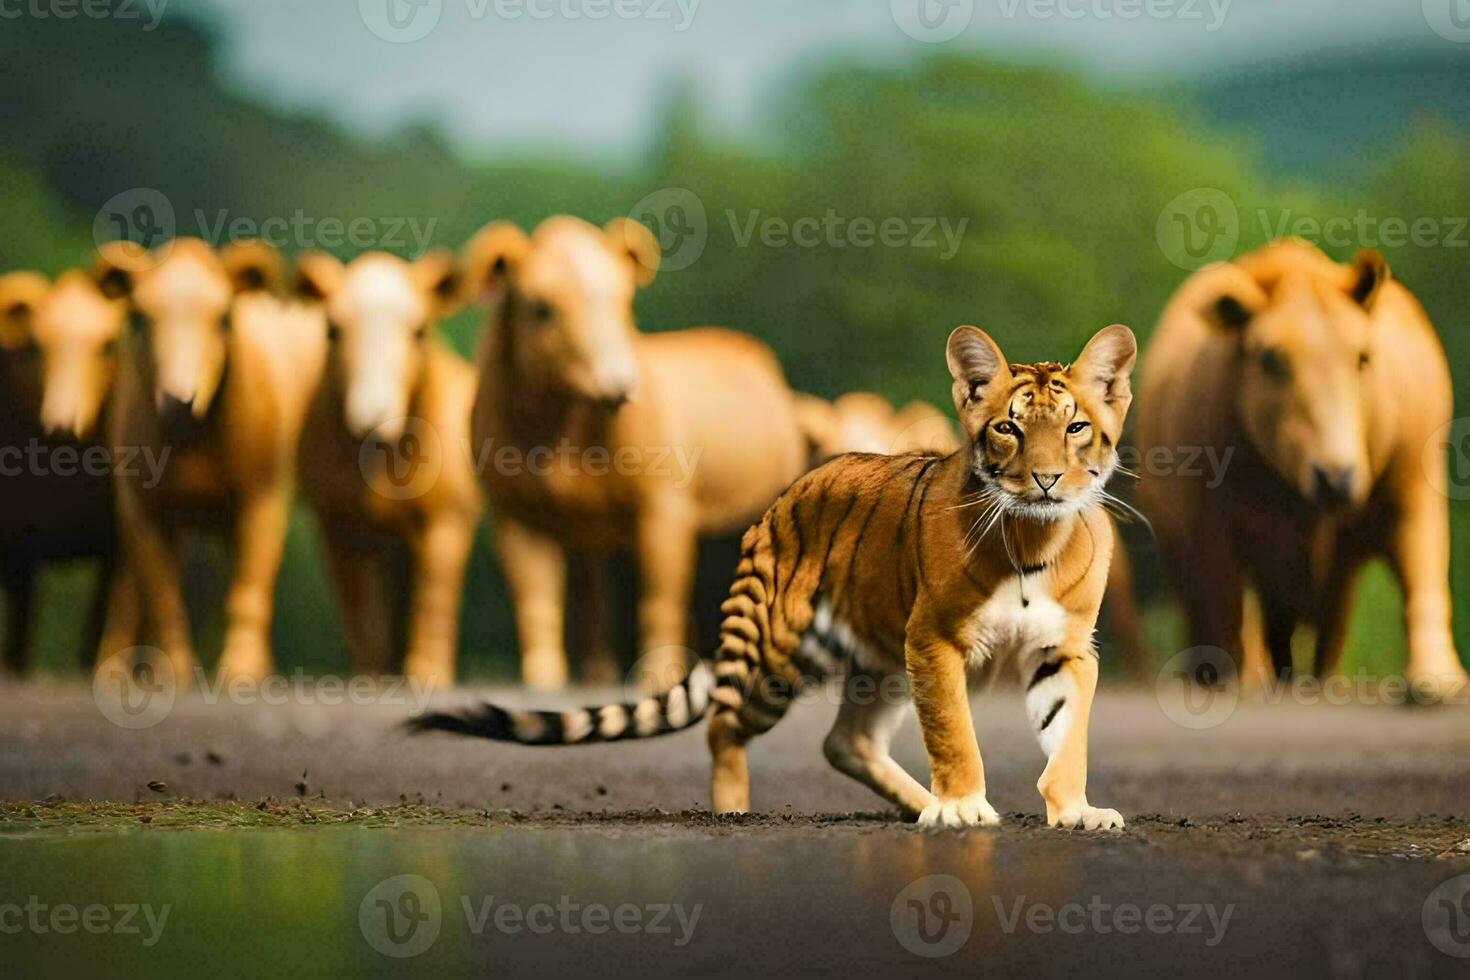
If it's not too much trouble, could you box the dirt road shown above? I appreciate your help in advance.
[2,681,1469,977]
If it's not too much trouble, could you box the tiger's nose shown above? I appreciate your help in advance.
[1033,472,1061,493]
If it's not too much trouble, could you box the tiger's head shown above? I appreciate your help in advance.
[946,324,1137,521]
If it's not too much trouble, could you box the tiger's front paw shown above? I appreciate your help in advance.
[1048,804,1124,831]
[917,792,1001,829]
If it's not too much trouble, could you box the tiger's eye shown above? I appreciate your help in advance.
[1067,421,1090,435]
[993,421,1019,437]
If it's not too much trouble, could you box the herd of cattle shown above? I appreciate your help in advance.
[0,222,1464,701]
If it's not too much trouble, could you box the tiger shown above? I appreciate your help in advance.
[412,323,1137,830]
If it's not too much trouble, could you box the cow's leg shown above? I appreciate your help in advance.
[1313,559,1363,679]
[95,558,142,667]
[1387,491,1467,701]
[402,515,475,688]
[495,514,568,691]
[216,488,290,682]
[113,487,197,687]
[3,563,36,676]
[633,500,696,692]
[321,522,393,675]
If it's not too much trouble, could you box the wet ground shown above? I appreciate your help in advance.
[2,681,1469,977]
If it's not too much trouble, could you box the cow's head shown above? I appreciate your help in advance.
[93,238,282,427]
[1200,242,1386,508]
[0,270,127,440]
[295,250,461,442]
[463,216,659,407]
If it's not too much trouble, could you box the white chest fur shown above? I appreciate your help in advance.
[967,575,1068,666]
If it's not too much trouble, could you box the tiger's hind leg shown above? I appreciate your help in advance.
[822,669,935,820]
[707,667,798,814]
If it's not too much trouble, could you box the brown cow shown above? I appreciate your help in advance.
[794,391,959,463]
[462,216,809,690]
[0,271,134,672]
[1136,239,1466,700]
[94,238,326,685]
[294,250,482,687]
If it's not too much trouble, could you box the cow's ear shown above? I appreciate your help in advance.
[1198,264,1269,333]
[1072,324,1137,414]
[411,249,463,320]
[294,251,345,302]
[793,393,839,461]
[946,326,1010,411]
[1349,248,1389,310]
[90,241,147,300]
[0,271,48,350]
[220,239,284,295]
[604,217,660,288]
[462,221,530,305]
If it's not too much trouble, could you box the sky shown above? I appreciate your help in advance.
[184,0,1458,158]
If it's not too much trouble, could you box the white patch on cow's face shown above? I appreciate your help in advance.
[327,256,429,442]
[967,575,1068,668]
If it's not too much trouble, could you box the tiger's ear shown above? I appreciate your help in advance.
[1072,324,1137,415]
[604,217,660,288]
[1348,248,1389,310]
[220,239,284,295]
[0,271,48,350]
[946,326,1009,410]
[462,221,530,305]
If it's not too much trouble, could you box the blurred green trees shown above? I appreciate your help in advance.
[3,9,1466,679]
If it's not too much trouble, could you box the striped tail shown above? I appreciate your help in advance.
[406,660,717,746]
